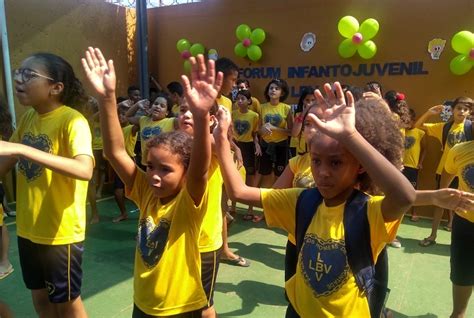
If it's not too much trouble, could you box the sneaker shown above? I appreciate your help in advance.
[389,239,402,248]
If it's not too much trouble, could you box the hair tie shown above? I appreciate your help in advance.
[396,93,405,101]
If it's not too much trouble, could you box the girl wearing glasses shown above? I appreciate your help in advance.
[0,53,93,317]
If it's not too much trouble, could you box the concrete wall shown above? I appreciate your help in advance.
[5,0,134,118]
[148,0,474,217]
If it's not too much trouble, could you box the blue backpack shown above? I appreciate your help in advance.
[294,188,389,318]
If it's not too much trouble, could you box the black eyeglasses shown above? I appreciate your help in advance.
[13,68,54,83]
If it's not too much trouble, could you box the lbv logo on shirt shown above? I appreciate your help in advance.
[141,126,162,141]
[447,131,466,148]
[19,133,52,182]
[404,136,416,149]
[264,114,282,127]
[462,164,474,191]
[138,217,170,268]
[300,234,350,297]
[234,120,250,136]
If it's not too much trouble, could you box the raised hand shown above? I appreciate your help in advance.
[306,81,356,139]
[213,106,232,139]
[428,105,444,115]
[181,55,223,118]
[81,47,116,98]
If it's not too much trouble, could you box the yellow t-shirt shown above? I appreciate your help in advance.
[424,122,468,174]
[91,120,103,150]
[261,188,400,318]
[250,97,261,115]
[139,117,175,165]
[216,95,232,112]
[171,104,180,117]
[10,106,93,245]
[403,128,425,169]
[199,156,223,253]
[127,169,208,316]
[122,125,137,158]
[232,109,259,142]
[445,141,474,223]
[259,102,291,143]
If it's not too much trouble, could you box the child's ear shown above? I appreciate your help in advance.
[358,166,366,175]
[50,82,64,96]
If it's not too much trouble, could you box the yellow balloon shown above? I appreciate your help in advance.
[338,38,357,58]
[358,40,377,59]
[338,16,359,38]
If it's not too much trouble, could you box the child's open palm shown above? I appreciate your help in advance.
[181,55,223,117]
[307,82,356,139]
[81,47,116,98]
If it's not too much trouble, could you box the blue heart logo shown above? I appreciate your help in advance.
[137,217,170,268]
[300,235,350,297]
[404,136,416,149]
[264,114,282,127]
[141,126,162,141]
[19,133,52,182]
[234,120,250,136]
[447,131,466,148]
[462,164,474,191]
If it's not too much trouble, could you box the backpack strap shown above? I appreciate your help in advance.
[464,120,472,141]
[442,121,454,149]
[295,188,323,253]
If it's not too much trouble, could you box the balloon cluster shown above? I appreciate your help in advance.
[176,39,206,72]
[234,24,266,62]
[449,30,474,75]
[337,16,379,59]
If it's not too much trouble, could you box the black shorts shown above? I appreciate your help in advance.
[93,149,106,171]
[17,237,84,303]
[450,214,474,286]
[258,140,289,176]
[402,166,419,189]
[113,169,125,189]
[200,247,222,308]
[132,304,202,318]
[237,141,256,175]
[285,240,297,282]
[436,174,459,189]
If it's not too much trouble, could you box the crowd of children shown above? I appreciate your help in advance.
[0,47,473,318]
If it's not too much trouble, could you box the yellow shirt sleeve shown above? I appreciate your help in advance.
[444,146,458,175]
[422,122,443,143]
[261,188,304,237]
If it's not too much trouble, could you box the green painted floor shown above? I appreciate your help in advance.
[1,198,473,317]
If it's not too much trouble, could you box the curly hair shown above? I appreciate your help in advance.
[146,131,193,170]
[0,101,13,139]
[354,98,404,194]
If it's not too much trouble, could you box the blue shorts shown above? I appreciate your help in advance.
[18,237,84,303]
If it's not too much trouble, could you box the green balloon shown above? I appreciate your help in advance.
[451,31,474,54]
[184,60,192,74]
[190,43,205,56]
[358,40,377,59]
[250,28,266,45]
[236,24,251,41]
[176,39,191,53]
[234,42,247,58]
[450,55,473,75]
[338,38,357,58]
[359,18,379,40]
[338,16,359,38]
[247,45,262,61]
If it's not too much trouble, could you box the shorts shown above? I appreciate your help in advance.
[450,213,474,286]
[402,166,418,189]
[17,237,84,303]
[113,169,125,189]
[436,174,459,189]
[93,149,106,171]
[132,304,202,318]
[200,247,222,307]
[237,141,256,175]
[258,140,289,176]
[284,240,297,282]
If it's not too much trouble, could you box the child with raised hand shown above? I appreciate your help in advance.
[0,53,93,317]
[82,47,221,317]
[214,81,416,317]
[126,94,177,167]
[415,97,472,246]
[290,88,316,156]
